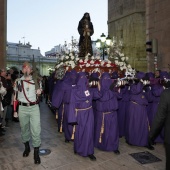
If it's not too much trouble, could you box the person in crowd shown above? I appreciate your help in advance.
[11,69,20,122]
[13,61,42,164]
[42,76,49,104]
[149,81,170,170]
[5,72,13,126]
[125,72,154,149]
[52,70,77,142]
[0,77,7,136]
[147,83,164,143]
[0,68,8,129]
[117,84,130,138]
[68,72,101,161]
[94,72,120,154]
[155,70,161,79]
[111,70,119,80]
[89,72,99,123]
[78,12,94,57]
[51,71,67,132]
[48,72,56,102]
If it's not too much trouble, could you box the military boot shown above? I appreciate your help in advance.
[34,147,41,164]
[23,141,30,157]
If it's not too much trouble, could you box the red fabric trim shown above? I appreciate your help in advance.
[23,80,35,85]
[21,80,39,104]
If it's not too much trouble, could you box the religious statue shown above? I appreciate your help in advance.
[78,13,94,58]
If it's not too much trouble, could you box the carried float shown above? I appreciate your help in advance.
[54,52,134,80]
[54,38,135,79]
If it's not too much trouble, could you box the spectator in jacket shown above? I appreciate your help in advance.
[149,87,170,170]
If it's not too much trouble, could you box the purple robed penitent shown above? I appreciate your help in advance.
[126,82,149,146]
[89,72,99,135]
[68,72,100,157]
[94,73,119,151]
[48,72,56,101]
[149,84,164,143]
[52,71,77,139]
[117,85,130,137]
[51,79,63,131]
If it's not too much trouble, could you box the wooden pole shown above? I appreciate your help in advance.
[0,0,7,69]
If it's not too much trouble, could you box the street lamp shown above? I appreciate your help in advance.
[96,33,111,60]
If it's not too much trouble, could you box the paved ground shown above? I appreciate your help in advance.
[0,100,166,170]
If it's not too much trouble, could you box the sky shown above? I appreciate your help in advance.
[7,0,108,56]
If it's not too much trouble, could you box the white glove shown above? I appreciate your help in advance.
[14,112,18,118]
[36,89,42,95]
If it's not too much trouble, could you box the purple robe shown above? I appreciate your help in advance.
[126,82,149,146]
[149,84,164,143]
[94,73,119,151]
[68,72,100,157]
[118,85,130,137]
[51,79,63,131]
[52,71,77,139]
[89,72,99,135]
[48,72,56,101]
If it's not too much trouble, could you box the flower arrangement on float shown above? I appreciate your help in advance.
[54,52,119,79]
[54,37,136,79]
[108,37,136,77]
[55,52,117,70]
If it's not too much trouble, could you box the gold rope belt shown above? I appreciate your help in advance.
[131,101,150,130]
[59,103,64,133]
[131,101,138,105]
[71,106,92,140]
[99,111,112,143]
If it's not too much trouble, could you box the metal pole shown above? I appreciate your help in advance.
[154,54,158,71]
[103,48,105,60]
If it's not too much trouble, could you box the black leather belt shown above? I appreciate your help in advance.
[19,102,38,106]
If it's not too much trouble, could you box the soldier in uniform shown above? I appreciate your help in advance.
[13,62,42,164]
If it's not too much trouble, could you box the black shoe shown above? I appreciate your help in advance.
[147,145,155,150]
[23,141,30,157]
[126,140,132,145]
[34,147,41,164]
[13,118,19,122]
[74,151,77,154]
[65,139,69,143]
[88,154,96,161]
[0,131,5,136]
[1,128,6,132]
[114,150,120,155]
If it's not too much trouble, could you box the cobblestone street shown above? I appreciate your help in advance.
[0,101,166,170]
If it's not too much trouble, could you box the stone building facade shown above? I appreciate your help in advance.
[146,0,170,72]
[108,0,147,71]
[7,42,56,76]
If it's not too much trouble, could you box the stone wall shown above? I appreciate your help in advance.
[146,0,170,72]
[108,0,147,71]
[0,0,7,69]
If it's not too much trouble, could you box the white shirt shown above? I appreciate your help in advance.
[14,76,40,103]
